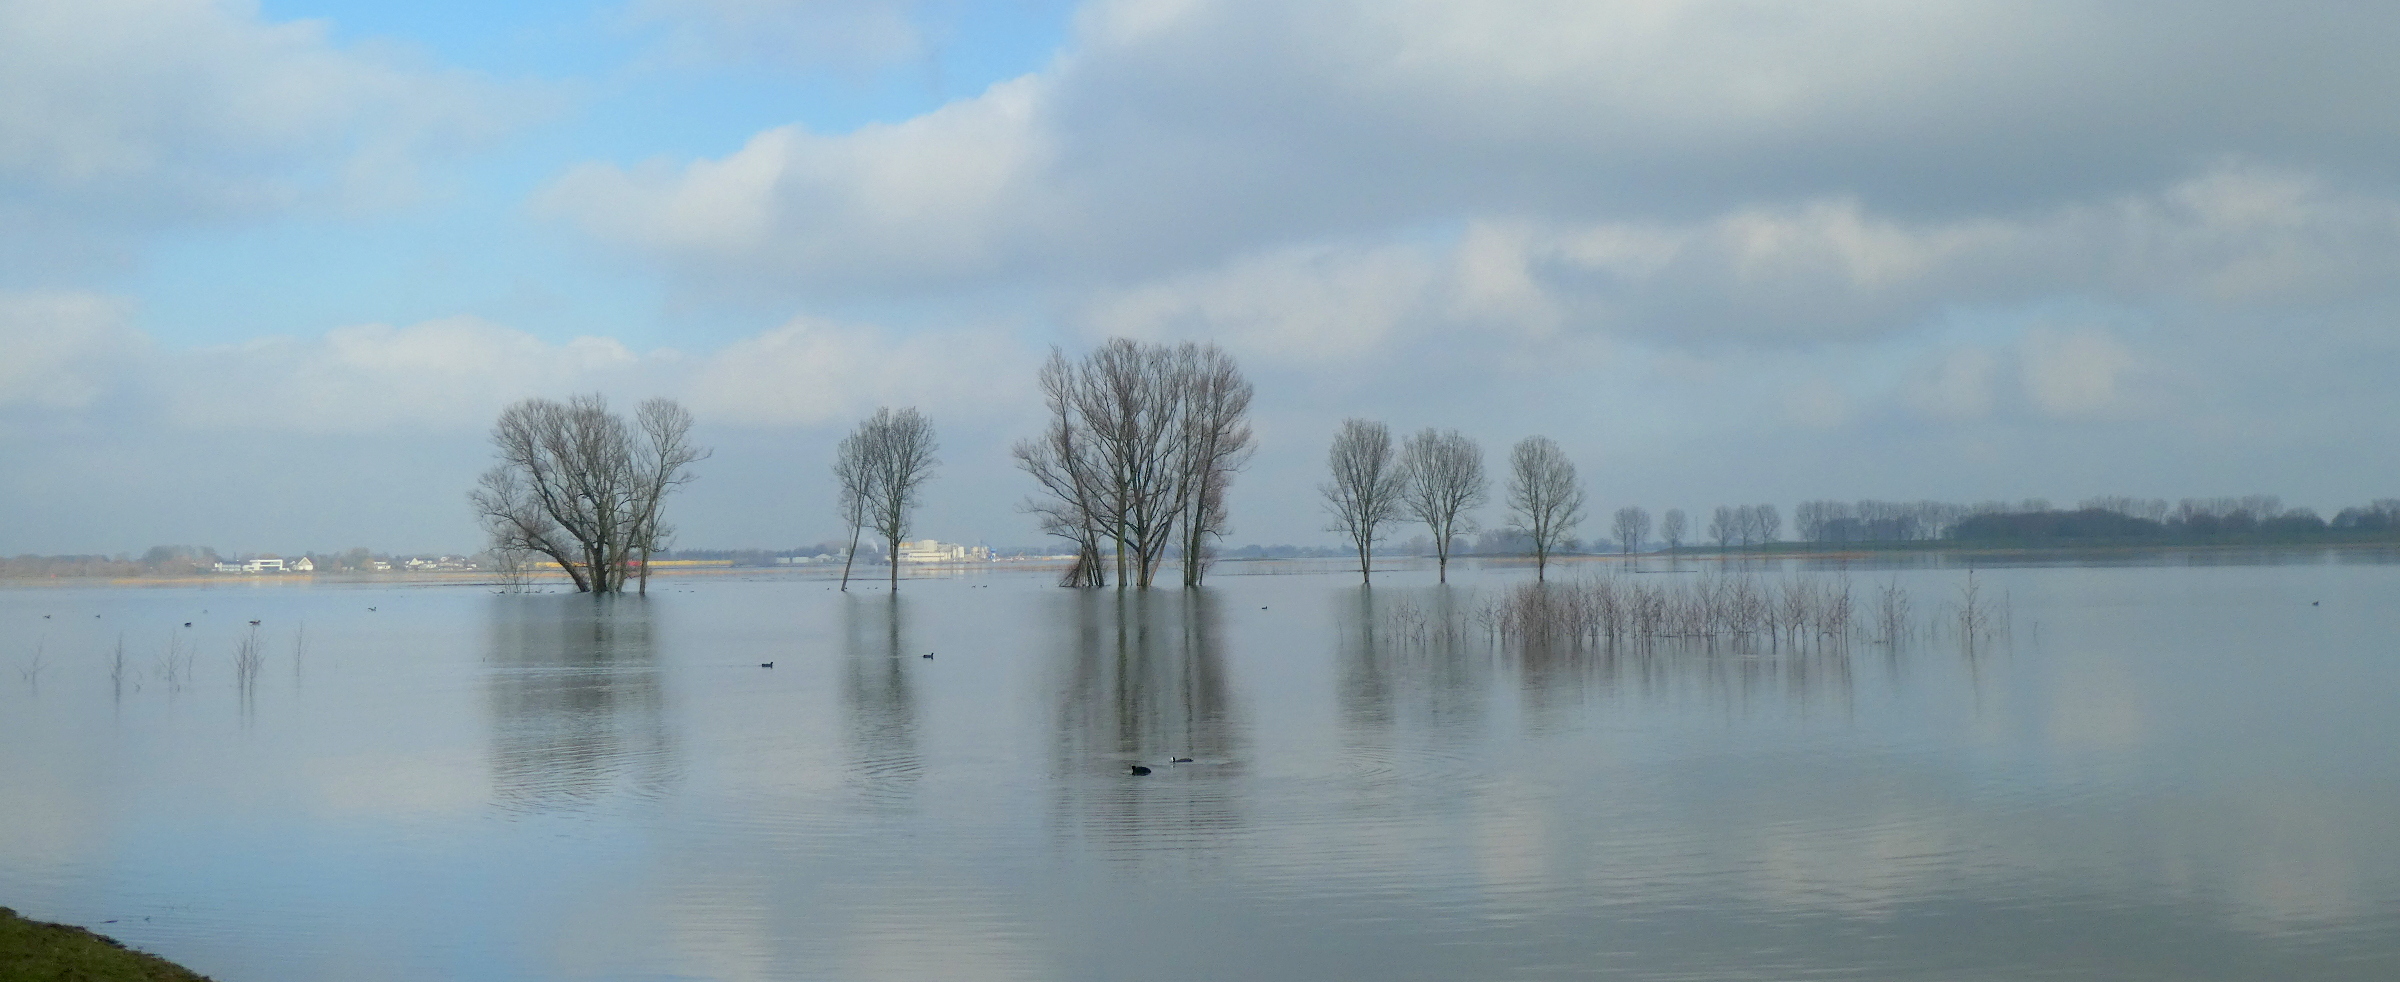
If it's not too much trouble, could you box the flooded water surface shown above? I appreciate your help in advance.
[5,556,2399,980]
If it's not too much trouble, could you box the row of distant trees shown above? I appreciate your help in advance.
[1320,422,1589,583]
[460,344,2400,596]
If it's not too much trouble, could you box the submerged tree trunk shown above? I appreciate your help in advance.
[839,523,863,591]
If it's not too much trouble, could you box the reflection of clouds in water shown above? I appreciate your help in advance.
[565,869,1055,982]
[0,761,99,872]
[311,753,484,816]
[837,891,1054,982]
[2044,655,2149,756]
[1734,810,1968,918]
[1470,776,1565,903]
[1279,584,2392,941]
[485,595,680,814]
[2155,782,2383,932]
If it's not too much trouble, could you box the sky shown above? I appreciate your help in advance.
[6,0,2400,557]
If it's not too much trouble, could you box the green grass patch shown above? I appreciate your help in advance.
[0,907,214,981]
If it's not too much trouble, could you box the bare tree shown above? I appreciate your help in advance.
[1015,339,1253,590]
[1612,506,1651,557]
[860,407,940,591]
[1175,345,1255,588]
[475,463,583,590]
[1710,505,1734,550]
[833,423,876,591]
[1322,419,1408,585]
[1016,351,1112,587]
[471,394,709,594]
[1661,508,1688,552]
[1400,428,1486,584]
[1078,340,1185,588]
[1506,436,1584,581]
[629,399,708,595]
[488,543,535,592]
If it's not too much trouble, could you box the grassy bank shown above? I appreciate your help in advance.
[0,907,213,981]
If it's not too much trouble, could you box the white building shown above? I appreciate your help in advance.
[896,540,991,564]
[244,558,285,573]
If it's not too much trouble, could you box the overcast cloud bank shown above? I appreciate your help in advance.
[5,0,2399,555]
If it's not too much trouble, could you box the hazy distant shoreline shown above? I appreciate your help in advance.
[9,541,2399,589]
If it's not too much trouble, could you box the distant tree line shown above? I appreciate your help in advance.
[1772,495,2400,547]
[1940,496,2400,545]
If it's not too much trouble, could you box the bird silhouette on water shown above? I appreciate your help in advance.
[923,652,934,659]
[760,661,775,668]
[1171,757,1194,764]
[1127,764,1152,776]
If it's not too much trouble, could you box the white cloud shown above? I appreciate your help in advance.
[1902,347,2002,422]
[0,0,524,265]
[4,304,1031,434]
[2019,327,2139,419]
[1069,166,2400,370]
[684,315,1031,426]
[538,75,1054,294]
[1082,242,1435,363]
[541,1,2400,299]
[0,291,146,409]
[167,317,652,432]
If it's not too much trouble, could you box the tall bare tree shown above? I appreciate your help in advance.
[1710,506,1734,549]
[471,394,708,594]
[1079,340,1185,588]
[1017,350,1112,587]
[832,423,876,591]
[1400,428,1485,584]
[1015,339,1253,590]
[1322,418,1408,585]
[630,399,709,595]
[859,407,939,591]
[1506,435,1584,581]
[1661,508,1688,552]
[1175,346,1255,588]
[1612,506,1651,557]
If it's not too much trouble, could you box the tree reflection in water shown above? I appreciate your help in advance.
[1340,585,1491,752]
[1051,589,1244,857]
[484,595,679,814]
[840,593,921,811]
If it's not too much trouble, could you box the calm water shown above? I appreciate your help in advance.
[4,555,2399,980]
